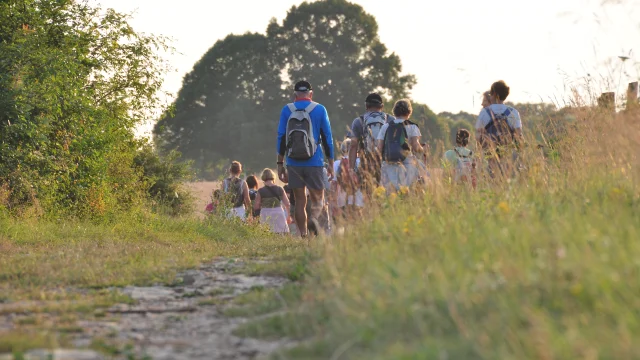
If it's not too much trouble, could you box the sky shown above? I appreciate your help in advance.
[93,0,640,135]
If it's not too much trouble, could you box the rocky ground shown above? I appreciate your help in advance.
[0,258,294,360]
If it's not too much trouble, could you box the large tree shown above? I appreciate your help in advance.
[268,0,416,134]
[155,0,415,177]
[154,33,284,175]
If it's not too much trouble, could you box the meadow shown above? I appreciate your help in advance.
[0,106,638,359]
[229,106,640,359]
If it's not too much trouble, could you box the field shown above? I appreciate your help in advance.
[185,181,219,216]
[0,108,639,359]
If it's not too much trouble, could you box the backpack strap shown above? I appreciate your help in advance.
[304,102,318,113]
[484,108,496,130]
[454,148,471,158]
[287,103,297,112]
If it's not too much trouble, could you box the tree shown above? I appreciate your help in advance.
[409,102,450,150]
[0,0,170,217]
[155,0,416,176]
[268,0,416,136]
[154,33,284,176]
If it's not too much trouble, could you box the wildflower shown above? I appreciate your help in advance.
[399,186,409,196]
[373,186,386,200]
[497,201,510,214]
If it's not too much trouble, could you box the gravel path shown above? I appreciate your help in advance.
[1,258,293,360]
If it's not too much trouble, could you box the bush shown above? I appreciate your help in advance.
[134,143,195,216]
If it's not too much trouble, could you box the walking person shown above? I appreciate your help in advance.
[253,169,290,234]
[246,175,261,218]
[376,99,426,191]
[475,80,523,178]
[444,129,476,187]
[222,161,252,219]
[276,81,335,237]
[348,93,395,193]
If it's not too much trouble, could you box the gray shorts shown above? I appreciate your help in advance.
[287,166,325,190]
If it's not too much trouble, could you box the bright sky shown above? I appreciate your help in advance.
[94,0,639,135]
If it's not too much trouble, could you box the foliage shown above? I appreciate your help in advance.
[0,0,170,218]
[134,144,195,216]
[154,32,283,175]
[154,0,416,177]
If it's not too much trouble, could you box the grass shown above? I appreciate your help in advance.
[0,213,306,354]
[236,109,640,359]
[1,106,639,359]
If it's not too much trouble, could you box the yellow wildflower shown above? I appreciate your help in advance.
[497,201,510,214]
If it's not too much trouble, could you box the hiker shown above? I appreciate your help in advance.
[348,93,395,192]
[334,138,363,217]
[481,90,492,109]
[253,168,290,234]
[276,81,335,237]
[222,161,251,219]
[444,129,476,187]
[376,99,425,191]
[246,175,261,217]
[475,80,523,177]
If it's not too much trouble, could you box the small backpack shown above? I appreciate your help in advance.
[484,108,515,147]
[383,121,410,163]
[360,112,387,157]
[223,177,244,208]
[454,148,474,182]
[286,102,318,160]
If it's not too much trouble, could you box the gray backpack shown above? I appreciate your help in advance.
[360,112,387,156]
[286,102,318,160]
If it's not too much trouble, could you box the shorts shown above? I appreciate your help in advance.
[287,166,325,190]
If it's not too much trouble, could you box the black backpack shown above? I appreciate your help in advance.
[383,121,410,163]
[484,108,515,147]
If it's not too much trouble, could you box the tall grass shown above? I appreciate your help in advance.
[239,106,640,359]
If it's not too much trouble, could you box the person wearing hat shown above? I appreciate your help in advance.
[348,93,395,195]
[276,81,335,237]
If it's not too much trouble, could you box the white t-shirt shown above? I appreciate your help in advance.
[476,104,522,130]
[376,118,421,141]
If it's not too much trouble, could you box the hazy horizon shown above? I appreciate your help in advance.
[92,0,639,136]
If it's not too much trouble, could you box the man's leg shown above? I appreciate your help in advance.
[292,188,308,237]
[308,188,327,233]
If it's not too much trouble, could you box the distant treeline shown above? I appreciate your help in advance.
[154,0,571,179]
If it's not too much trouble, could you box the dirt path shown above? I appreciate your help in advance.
[3,258,294,360]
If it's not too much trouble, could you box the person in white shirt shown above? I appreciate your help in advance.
[475,80,523,146]
[475,80,523,177]
[376,99,426,191]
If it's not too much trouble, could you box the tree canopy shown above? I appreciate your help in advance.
[154,0,416,177]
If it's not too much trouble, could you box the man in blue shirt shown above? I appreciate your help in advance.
[277,81,334,237]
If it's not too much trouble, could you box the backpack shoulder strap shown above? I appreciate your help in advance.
[287,103,296,113]
[454,148,461,157]
[305,102,318,113]
[484,108,496,130]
